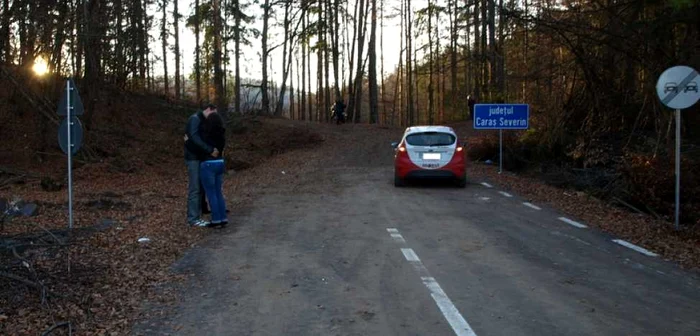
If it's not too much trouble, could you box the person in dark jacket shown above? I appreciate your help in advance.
[467,95,476,120]
[332,99,346,125]
[199,111,228,226]
[184,104,219,227]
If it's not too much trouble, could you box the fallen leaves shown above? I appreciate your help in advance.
[0,115,327,335]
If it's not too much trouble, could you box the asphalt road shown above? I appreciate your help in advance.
[135,126,700,336]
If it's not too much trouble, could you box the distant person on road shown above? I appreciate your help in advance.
[467,95,476,120]
[184,103,220,227]
[199,111,228,226]
[332,99,346,125]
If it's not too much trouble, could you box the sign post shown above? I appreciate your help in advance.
[66,80,72,230]
[473,104,530,174]
[499,130,503,173]
[655,65,700,231]
[57,79,84,230]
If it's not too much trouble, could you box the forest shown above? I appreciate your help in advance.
[3,0,697,222]
[1,0,700,333]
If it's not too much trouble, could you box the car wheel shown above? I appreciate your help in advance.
[394,174,405,187]
[456,176,467,188]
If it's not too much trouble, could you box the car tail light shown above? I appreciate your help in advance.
[456,146,463,152]
[398,146,406,152]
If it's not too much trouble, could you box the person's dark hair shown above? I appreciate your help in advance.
[205,103,217,110]
[205,112,225,132]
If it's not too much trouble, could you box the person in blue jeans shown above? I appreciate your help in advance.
[184,104,219,227]
[199,111,228,226]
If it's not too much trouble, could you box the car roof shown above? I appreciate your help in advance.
[404,125,456,135]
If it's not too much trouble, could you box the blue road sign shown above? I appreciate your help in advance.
[473,104,529,130]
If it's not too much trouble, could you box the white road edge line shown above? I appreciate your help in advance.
[387,228,399,234]
[401,248,421,262]
[481,182,493,188]
[523,202,542,210]
[422,277,478,336]
[498,191,513,198]
[612,239,658,257]
[558,217,588,229]
[390,233,407,243]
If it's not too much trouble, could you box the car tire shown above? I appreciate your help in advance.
[456,176,467,188]
[394,174,405,187]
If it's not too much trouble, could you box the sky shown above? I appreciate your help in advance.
[152,0,409,90]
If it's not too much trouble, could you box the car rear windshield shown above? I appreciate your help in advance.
[405,132,456,146]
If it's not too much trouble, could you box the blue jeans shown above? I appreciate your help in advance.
[200,160,227,223]
[186,160,202,224]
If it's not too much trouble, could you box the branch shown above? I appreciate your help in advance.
[0,270,43,289]
[41,322,72,336]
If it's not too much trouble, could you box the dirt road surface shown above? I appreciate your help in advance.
[134,122,700,336]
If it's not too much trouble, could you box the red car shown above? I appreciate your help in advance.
[392,126,466,188]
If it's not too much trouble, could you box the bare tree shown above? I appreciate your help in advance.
[213,0,226,116]
[368,0,378,124]
[161,0,169,96]
[195,0,202,102]
[261,0,270,114]
[174,0,181,99]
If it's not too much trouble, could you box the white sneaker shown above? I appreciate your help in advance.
[191,219,210,227]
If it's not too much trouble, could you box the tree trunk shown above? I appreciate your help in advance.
[213,0,226,117]
[368,0,378,124]
[274,1,292,116]
[195,0,201,103]
[523,0,528,101]
[128,0,138,87]
[346,0,359,120]
[465,0,471,108]
[482,0,489,99]
[450,0,458,121]
[1,0,10,65]
[83,0,102,131]
[316,0,323,121]
[301,6,307,121]
[428,1,434,125]
[332,0,341,100]
[291,50,296,119]
[234,0,242,115]
[52,1,69,76]
[323,0,331,123]
[406,0,414,125]
[380,0,385,124]
[352,0,366,123]
[474,0,481,100]
[496,0,505,95]
[174,0,181,99]
[306,12,312,121]
[261,0,270,115]
[392,0,404,126]
[161,0,169,96]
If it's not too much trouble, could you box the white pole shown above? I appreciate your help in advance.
[67,80,73,230]
[499,129,503,174]
[675,108,681,231]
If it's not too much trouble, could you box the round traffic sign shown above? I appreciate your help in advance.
[656,65,700,109]
[58,116,84,155]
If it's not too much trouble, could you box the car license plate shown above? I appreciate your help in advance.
[423,153,441,160]
[422,163,440,168]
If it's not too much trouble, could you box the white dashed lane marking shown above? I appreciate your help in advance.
[523,202,542,210]
[388,230,478,336]
[613,239,658,257]
[558,217,588,229]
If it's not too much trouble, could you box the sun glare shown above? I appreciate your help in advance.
[33,57,49,76]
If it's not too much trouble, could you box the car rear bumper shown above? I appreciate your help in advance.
[395,159,465,180]
[404,169,463,179]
